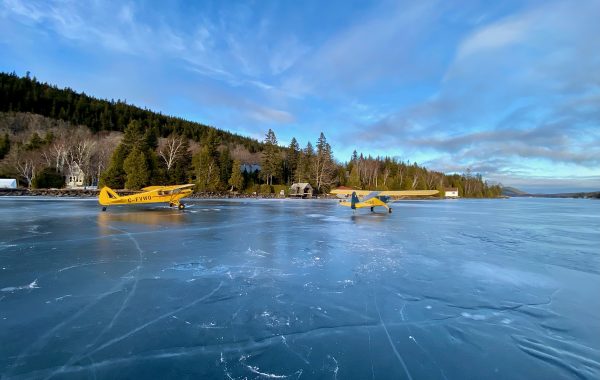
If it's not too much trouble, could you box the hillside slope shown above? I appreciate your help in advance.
[0,72,261,152]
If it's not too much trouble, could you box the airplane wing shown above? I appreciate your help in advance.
[361,191,381,201]
[331,189,438,197]
[378,190,439,197]
[330,189,372,196]
[141,186,164,192]
[141,184,195,192]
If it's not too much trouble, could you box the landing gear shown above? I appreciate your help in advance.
[178,203,185,210]
[388,208,392,213]
[102,206,107,212]
[370,207,374,212]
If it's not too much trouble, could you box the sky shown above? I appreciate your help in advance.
[1,0,599,193]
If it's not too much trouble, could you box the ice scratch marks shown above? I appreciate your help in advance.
[1,279,39,292]
[40,223,146,380]
[56,260,139,273]
[220,352,235,380]
[374,296,413,380]
[95,224,144,338]
[171,315,192,325]
[245,365,288,378]
[397,301,448,380]
[512,335,600,380]
[280,335,311,365]
[239,354,302,379]
[89,281,224,356]
[325,355,339,380]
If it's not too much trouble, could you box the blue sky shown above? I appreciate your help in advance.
[1,0,599,192]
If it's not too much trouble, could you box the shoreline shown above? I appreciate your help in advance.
[0,188,336,199]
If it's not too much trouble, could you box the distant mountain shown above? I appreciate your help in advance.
[530,191,600,199]
[501,186,529,197]
[502,186,600,199]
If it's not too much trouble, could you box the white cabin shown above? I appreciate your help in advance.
[65,163,85,188]
[445,188,459,198]
[0,178,17,189]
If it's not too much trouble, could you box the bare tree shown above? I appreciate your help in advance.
[426,171,439,189]
[410,172,420,189]
[91,132,120,186]
[6,148,39,188]
[396,164,405,188]
[158,135,186,173]
[64,128,96,186]
[46,135,68,172]
[382,165,391,188]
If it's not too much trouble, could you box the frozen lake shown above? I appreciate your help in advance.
[1,197,599,379]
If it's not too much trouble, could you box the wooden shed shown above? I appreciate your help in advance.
[290,183,313,198]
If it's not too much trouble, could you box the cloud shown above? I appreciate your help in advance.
[347,0,600,189]
[2,0,598,192]
[282,0,445,96]
[455,13,531,61]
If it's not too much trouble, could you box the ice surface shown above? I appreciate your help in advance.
[0,197,599,379]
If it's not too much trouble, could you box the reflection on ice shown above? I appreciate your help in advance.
[0,198,599,379]
[462,261,554,287]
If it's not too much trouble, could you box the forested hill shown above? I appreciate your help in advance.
[0,72,261,152]
[0,71,502,198]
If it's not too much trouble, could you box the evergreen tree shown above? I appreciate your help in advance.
[286,137,300,184]
[296,142,314,184]
[348,166,360,188]
[100,144,128,188]
[123,147,149,190]
[0,133,10,159]
[228,159,244,191]
[123,120,146,149]
[100,120,150,188]
[144,126,159,150]
[219,146,232,186]
[261,129,280,185]
[313,132,337,192]
[203,129,221,159]
[32,167,64,189]
[193,147,220,191]
[27,132,43,150]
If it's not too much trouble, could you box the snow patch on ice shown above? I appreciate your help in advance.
[461,312,487,321]
[1,279,39,293]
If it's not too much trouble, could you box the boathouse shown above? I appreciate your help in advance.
[290,183,313,198]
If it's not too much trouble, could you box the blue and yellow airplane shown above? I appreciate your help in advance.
[331,189,439,213]
[99,184,194,211]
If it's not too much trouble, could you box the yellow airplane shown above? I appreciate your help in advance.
[98,184,194,211]
[330,189,439,213]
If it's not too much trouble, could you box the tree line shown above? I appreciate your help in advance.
[0,71,261,152]
[0,72,502,197]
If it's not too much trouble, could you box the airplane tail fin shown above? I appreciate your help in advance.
[350,191,359,209]
[99,186,120,205]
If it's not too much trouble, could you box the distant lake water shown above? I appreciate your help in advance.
[1,197,599,379]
